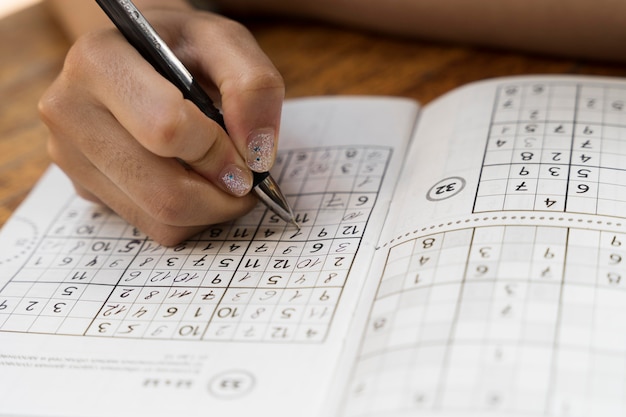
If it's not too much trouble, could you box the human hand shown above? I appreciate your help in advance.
[39,6,285,246]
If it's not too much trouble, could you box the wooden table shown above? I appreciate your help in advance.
[2,3,626,229]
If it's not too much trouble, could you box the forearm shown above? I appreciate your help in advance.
[45,0,193,40]
[218,0,626,62]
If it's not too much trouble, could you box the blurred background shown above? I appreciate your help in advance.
[0,0,40,18]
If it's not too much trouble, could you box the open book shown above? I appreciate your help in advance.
[2,75,626,417]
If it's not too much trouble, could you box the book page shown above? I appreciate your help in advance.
[340,76,626,417]
[0,97,419,417]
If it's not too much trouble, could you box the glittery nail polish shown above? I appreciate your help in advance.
[220,165,251,196]
[247,128,275,172]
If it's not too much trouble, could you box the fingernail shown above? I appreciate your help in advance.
[247,128,275,172]
[219,165,252,196]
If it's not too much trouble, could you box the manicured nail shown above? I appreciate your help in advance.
[247,128,275,172]
[219,165,251,196]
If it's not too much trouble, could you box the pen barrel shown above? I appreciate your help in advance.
[187,80,226,131]
[96,0,226,131]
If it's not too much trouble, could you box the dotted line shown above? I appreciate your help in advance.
[0,217,39,265]
[377,214,624,249]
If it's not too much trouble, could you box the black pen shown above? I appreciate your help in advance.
[94,0,299,228]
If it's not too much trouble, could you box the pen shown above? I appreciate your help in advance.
[94,0,299,228]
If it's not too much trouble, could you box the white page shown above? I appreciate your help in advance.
[340,76,626,417]
[0,97,419,417]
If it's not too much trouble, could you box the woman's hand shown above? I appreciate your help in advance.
[39,5,284,246]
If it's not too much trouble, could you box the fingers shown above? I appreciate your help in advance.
[39,28,259,245]
[42,92,257,245]
[50,135,211,246]
[68,29,254,197]
[174,12,285,173]
[38,8,284,245]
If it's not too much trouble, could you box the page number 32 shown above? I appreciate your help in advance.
[426,176,466,201]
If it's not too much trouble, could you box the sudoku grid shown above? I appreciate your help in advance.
[0,146,391,343]
[475,82,626,217]
[344,224,626,416]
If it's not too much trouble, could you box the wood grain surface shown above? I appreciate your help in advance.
[1,3,626,228]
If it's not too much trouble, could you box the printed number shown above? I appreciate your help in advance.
[310,243,324,253]
[608,272,621,285]
[524,137,536,147]
[577,184,589,194]
[577,169,590,178]
[475,265,489,276]
[427,177,466,201]
[544,198,557,208]
[520,152,533,161]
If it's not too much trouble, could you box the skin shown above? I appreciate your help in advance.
[40,0,284,246]
[40,0,626,245]
[217,0,626,62]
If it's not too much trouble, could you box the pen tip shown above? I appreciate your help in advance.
[291,219,301,230]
